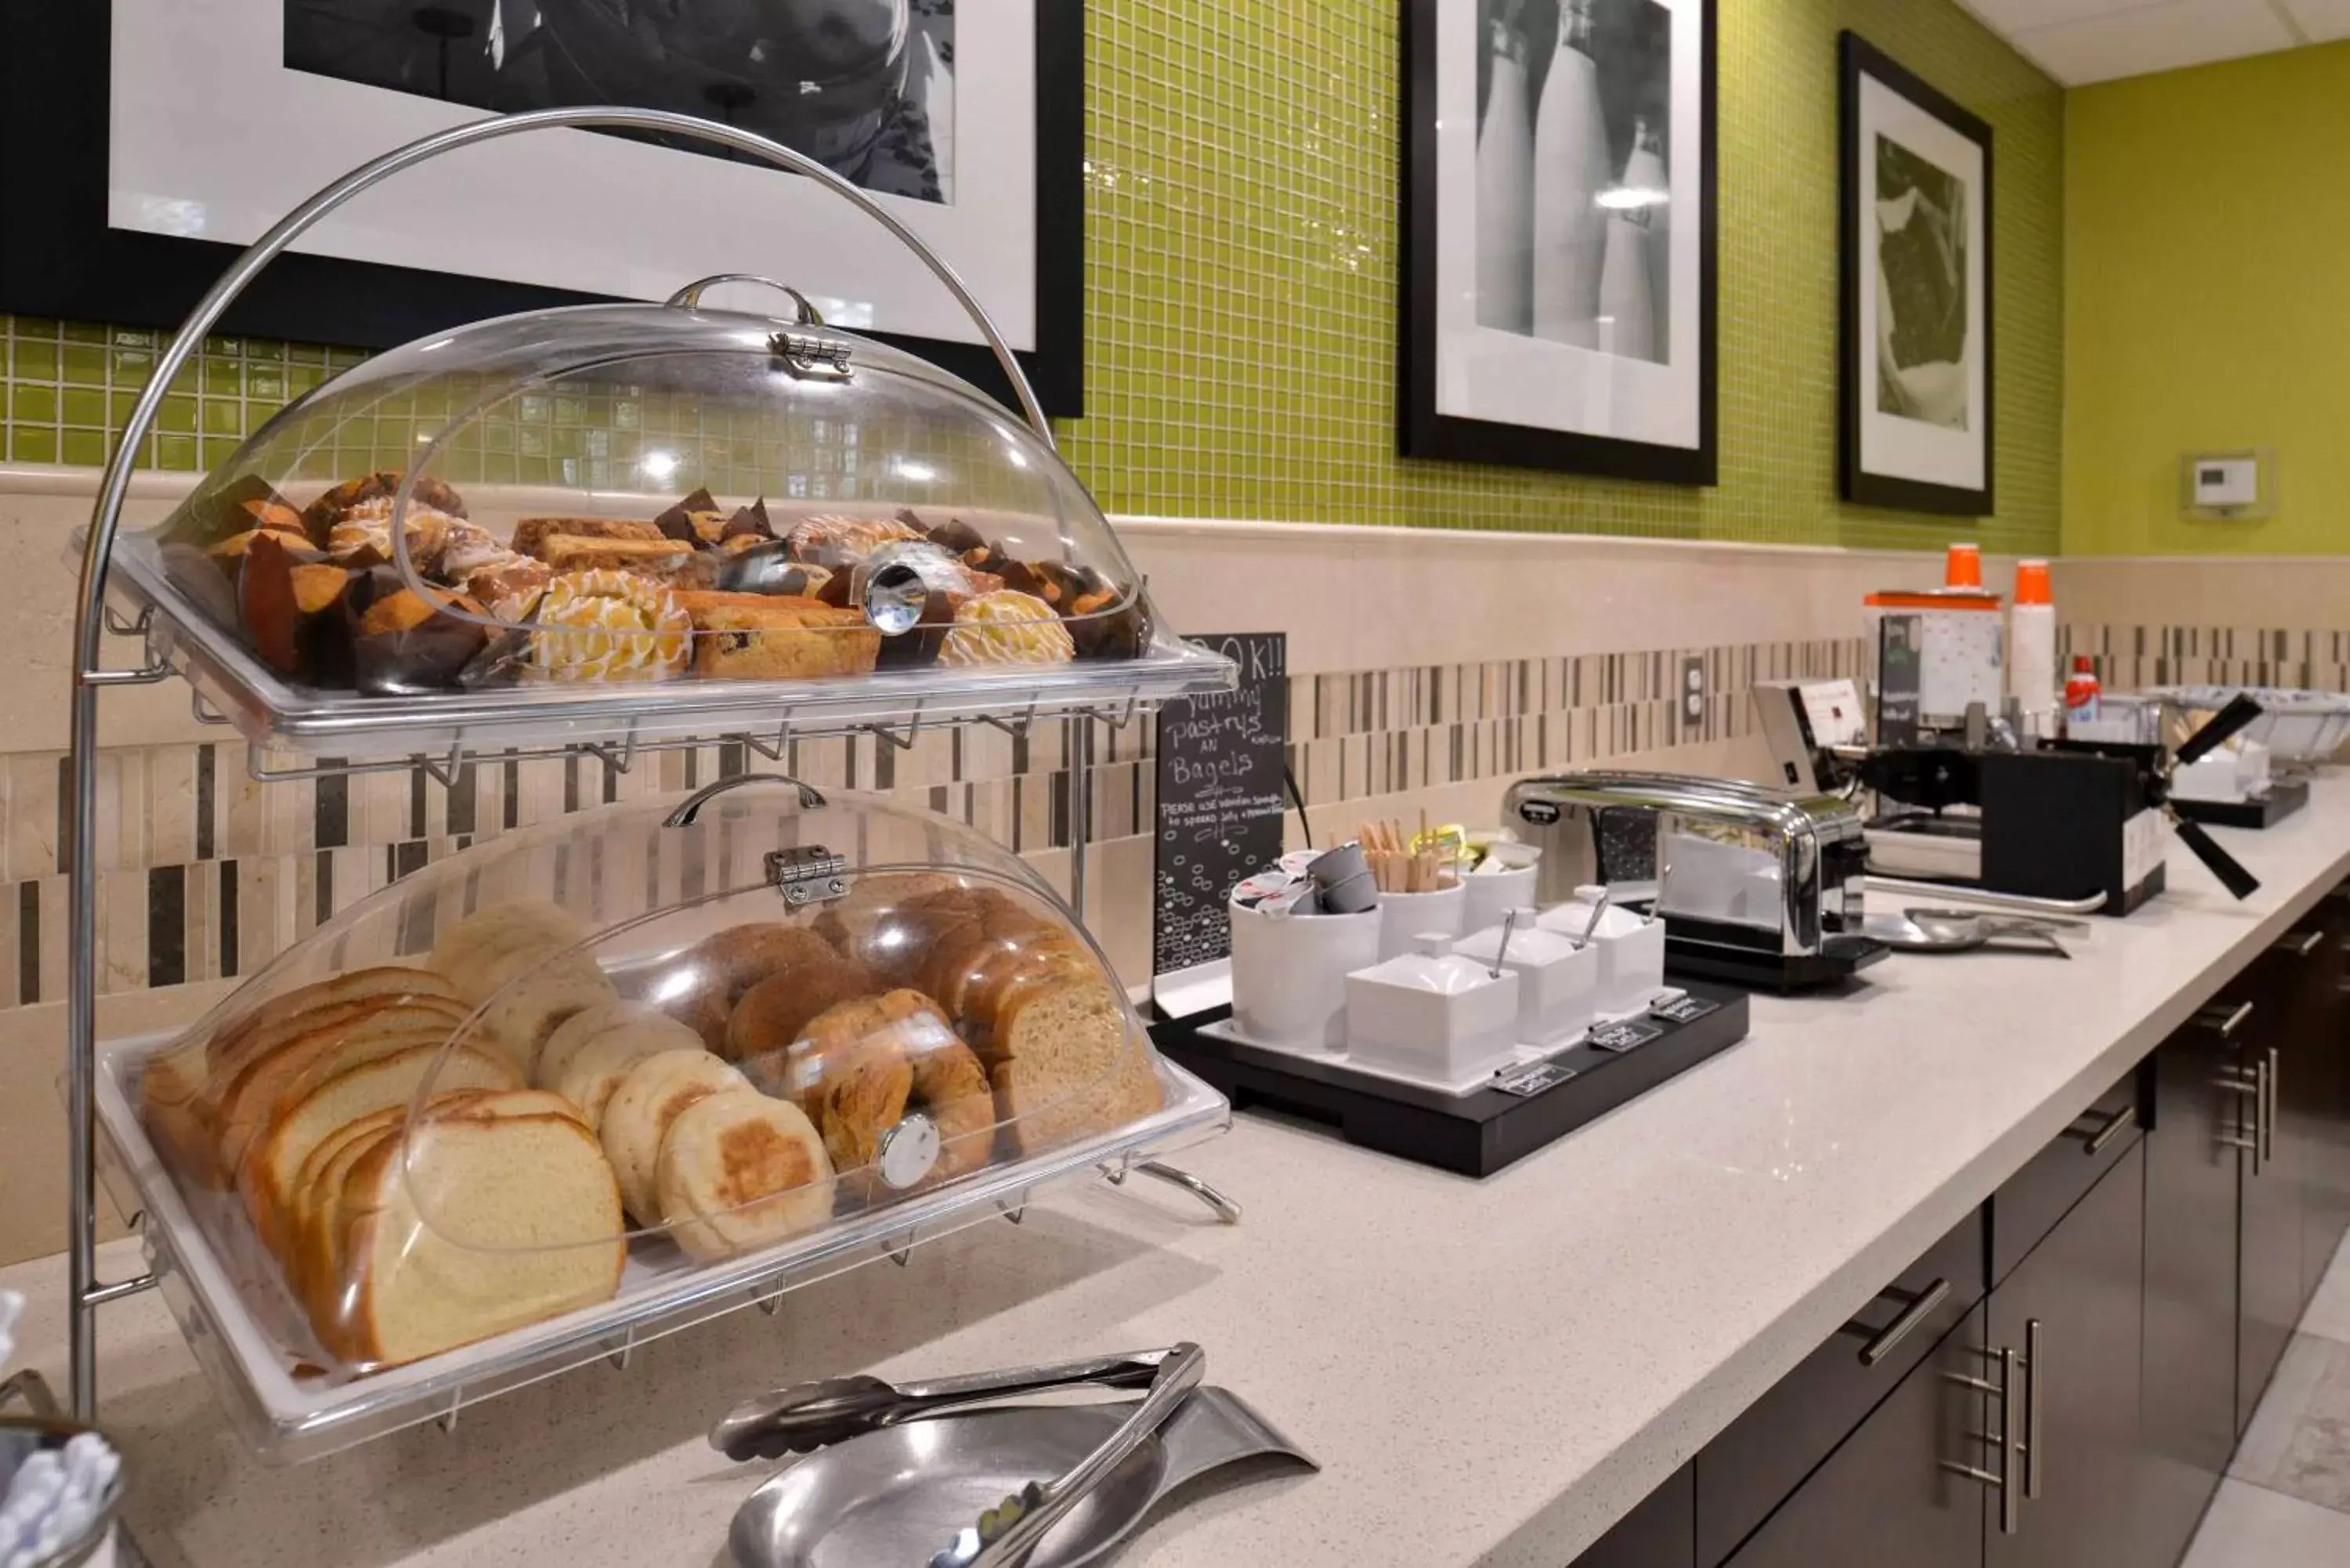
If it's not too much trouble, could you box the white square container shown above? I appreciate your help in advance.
[1344,936,1520,1089]
[1538,888,1668,1014]
[1460,844,1542,934]
[1454,911,1599,1046]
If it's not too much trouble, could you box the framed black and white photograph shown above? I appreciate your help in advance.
[0,1,1084,414]
[1839,31,1993,515]
[1401,0,1716,484]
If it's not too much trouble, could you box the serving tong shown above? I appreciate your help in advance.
[711,1346,1196,1462]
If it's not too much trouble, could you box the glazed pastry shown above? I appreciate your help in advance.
[509,516,669,558]
[679,592,881,681]
[783,515,922,569]
[653,1089,834,1262]
[468,557,555,618]
[302,471,469,537]
[936,590,1077,667]
[526,570,692,682]
[780,990,996,1185]
[325,504,457,572]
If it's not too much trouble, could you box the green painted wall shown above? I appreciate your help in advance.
[2066,42,2350,557]
[0,0,2061,551]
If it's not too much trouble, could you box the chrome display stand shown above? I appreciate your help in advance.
[63,107,1236,1430]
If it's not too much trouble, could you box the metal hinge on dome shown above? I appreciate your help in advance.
[770,330,854,381]
[766,844,852,905]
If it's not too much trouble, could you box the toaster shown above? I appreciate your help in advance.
[1500,771,1884,990]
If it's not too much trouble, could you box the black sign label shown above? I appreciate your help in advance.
[1650,994,1720,1026]
[1152,633,1289,977]
[1519,799,1560,826]
[1492,1060,1578,1097]
[1587,1019,1665,1054]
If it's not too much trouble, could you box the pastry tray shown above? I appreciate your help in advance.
[91,1031,1231,1465]
[102,534,1238,757]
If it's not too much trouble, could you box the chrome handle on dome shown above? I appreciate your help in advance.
[662,774,828,826]
[663,274,824,322]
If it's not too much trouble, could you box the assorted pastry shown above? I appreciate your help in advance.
[136,883,1163,1374]
[155,471,1151,695]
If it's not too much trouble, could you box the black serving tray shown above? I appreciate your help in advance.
[1665,934,1889,994]
[1150,984,1750,1178]
[2173,777,2309,830]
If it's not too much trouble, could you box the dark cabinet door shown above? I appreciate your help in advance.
[2138,1024,2243,1568]
[1717,1305,1990,1568]
[2235,960,2308,1432]
[1986,1141,2146,1568]
[1569,1462,1694,1568]
[2275,901,2350,1306]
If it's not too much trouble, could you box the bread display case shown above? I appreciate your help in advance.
[93,775,1228,1461]
[61,107,1241,1451]
[102,286,1229,757]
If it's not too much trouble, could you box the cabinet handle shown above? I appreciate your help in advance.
[1858,1277,1951,1367]
[2080,1104,2136,1158]
[2263,1047,2279,1165]
[2196,1000,2255,1039]
[2276,929,2326,958]
[1943,1346,2020,1535]
[2023,1319,2044,1501]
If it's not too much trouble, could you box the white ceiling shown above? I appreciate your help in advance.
[1958,0,2350,85]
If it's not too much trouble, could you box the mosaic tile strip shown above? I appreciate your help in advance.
[2059,624,2350,696]
[0,631,1830,1005]
[0,0,2063,551]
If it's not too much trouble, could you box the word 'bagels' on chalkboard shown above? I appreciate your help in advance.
[1153,633,1289,977]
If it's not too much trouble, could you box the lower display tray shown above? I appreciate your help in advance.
[92,1032,1230,1465]
[1150,984,1749,1178]
[2173,777,2310,829]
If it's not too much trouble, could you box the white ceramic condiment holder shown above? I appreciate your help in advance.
[1454,908,1598,1046]
[1538,886,1668,1015]
[1460,844,1542,933]
[1229,894,1382,1053]
[1376,880,1466,960]
[1344,934,1520,1088]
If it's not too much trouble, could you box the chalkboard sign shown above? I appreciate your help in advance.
[1152,632,1289,977]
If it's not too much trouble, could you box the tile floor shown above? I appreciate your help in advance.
[2186,1232,2350,1566]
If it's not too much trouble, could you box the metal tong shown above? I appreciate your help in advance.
[929,1342,1207,1568]
[710,1346,1195,1463]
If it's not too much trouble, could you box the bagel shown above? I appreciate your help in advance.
[778,989,996,1188]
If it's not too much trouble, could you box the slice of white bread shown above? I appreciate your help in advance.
[250,1042,519,1255]
[538,1002,704,1094]
[218,999,471,1181]
[204,967,458,1071]
[985,970,1163,1157]
[331,1112,625,1367]
[598,1050,747,1224]
[653,1088,834,1263]
[428,901,591,1001]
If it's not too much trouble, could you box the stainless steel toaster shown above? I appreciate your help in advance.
[1501,771,1882,989]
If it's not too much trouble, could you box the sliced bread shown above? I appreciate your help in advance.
[654,1088,834,1262]
[598,1050,747,1225]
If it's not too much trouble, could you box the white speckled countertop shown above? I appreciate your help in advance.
[11,779,2350,1568]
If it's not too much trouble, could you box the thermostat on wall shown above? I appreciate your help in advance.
[2182,450,2276,520]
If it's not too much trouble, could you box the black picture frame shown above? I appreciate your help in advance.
[1398,0,1717,486]
[0,2,1086,418]
[1838,31,1994,517]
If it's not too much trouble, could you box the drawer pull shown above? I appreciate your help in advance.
[1943,1346,2020,1535]
[2080,1104,2136,1158]
[2196,1000,2255,1039]
[2023,1319,2044,1500]
[2276,929,2325,958]
[1858,1277,1952,1367]
[2263,1047,2279,1166]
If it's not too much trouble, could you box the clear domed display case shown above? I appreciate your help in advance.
[103,287,1231,757]
[94,776,1229,1461]
[63,108,1242,1457]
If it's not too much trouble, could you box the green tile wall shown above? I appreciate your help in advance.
[0,0,2061,551]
